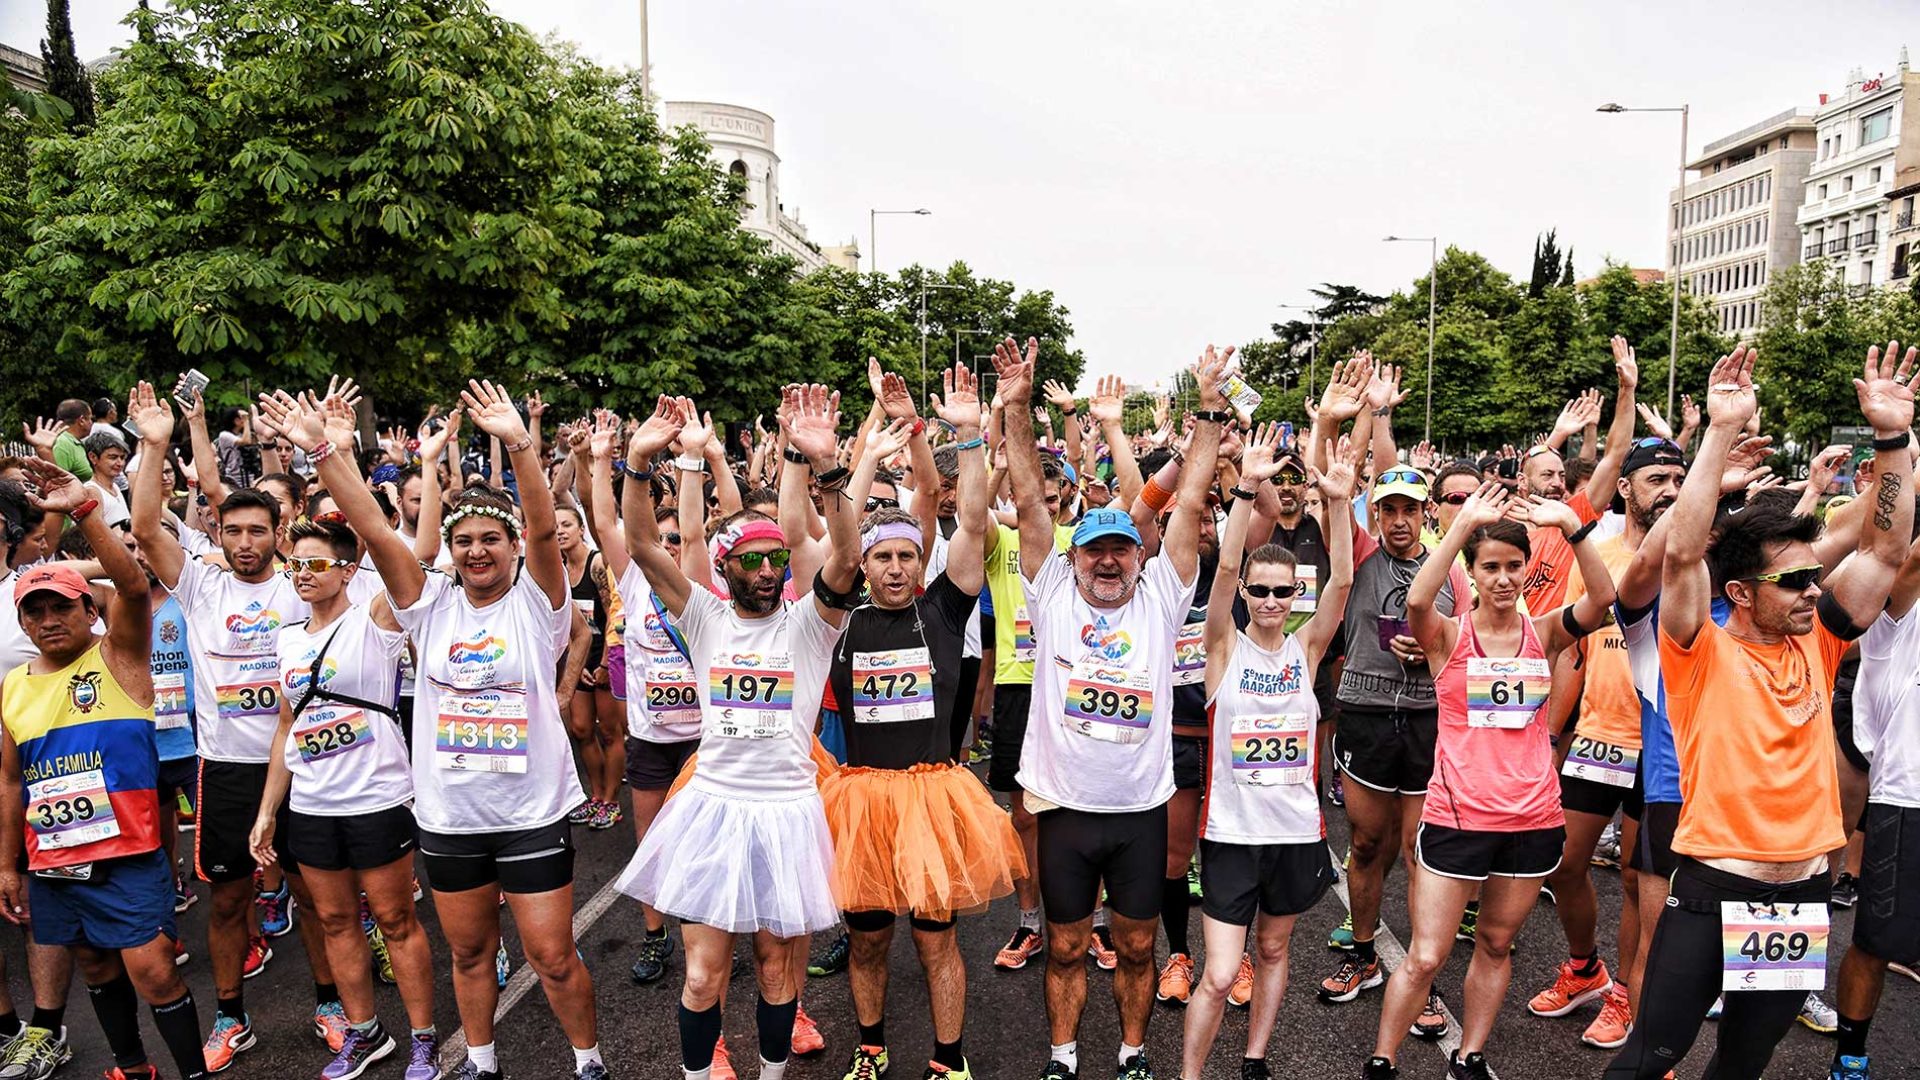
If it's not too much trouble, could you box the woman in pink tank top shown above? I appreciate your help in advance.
[1361,480,1616,1080]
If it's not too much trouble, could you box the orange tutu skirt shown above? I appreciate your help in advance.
[820,762,1027,920]
[664,735,841,801]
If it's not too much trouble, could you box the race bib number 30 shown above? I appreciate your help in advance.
[294,708,373,764]
[435,691,530,773]
[1064,659,1154,744]
[26,769,120,850]
[852,647,935,724]
[710,657,793,739]
[1562,735,1640,788]
[1230,713,1311,785]
[215,678,279,722]
[1722,902,1828,992]
[1465,657,1549,729]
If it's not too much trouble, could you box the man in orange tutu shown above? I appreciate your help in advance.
[821,360,1025,1080]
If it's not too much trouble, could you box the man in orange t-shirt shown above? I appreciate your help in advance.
[1602,343,1918,1080]
[1519,336,1640,612]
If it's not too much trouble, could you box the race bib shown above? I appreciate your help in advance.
[1064,657,1154,744]
[26,769,120,850]
[1562,734,1640,788]
[293,707,373,764]
[640,657,700,729]
[1722,902,1828,992]
[1172,622,1207,686]
[214,676,279,723]
[1465,657,1549,729]
[710,656,793,739]
[1012,606,1036,664]
[852,647,936,724]
[153,670,191,731]
[1293,565,1319,615]
[435,690,530,773]
[1230,713,1311,786]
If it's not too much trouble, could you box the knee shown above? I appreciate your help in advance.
[753,957,796,1002]
[1400,942,1448,981]
[522,935,580,979]
[313,902,361,938]
[1474,927,1516,960]
[911,927,957,964]
[447,935,495,971]
[1198,958,1237,995]
[209,884,250,921]
[682,963,726,1010]
[1256,936,1290,967]
[1046,930,1083,969]
[850,928,891,967]
[371,903,419,943]
[1348,830,1386,868]
[1112,926,1153,967]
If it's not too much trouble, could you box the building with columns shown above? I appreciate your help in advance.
[663,100,857,272]
[1796,52,1919,294]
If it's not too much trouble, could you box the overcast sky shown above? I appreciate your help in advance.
[6,1,1914,389]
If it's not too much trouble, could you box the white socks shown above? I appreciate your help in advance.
[1051,1042,1079,1072]
[759,1057,788,1080]
[1121,1042,1144,1065]
[574,1043,604,1072]
[468,1042,498,1073]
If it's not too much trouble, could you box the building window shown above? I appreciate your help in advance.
[729,159,748,178]
[1845,176,1855,193]
[1819,184,1828,200]
[1863,108,1893,145]
[1871,166,1882,183]
[1862,261,1874,285]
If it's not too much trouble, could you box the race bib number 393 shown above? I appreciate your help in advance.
[435,690,530,773]
[1230,713,1311,785]
[1722,902,1828,992]
[1064,659,1154,745]
[1465,657,1549,729]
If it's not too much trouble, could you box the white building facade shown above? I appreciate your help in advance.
[1796,55,1918,294]
[662,101,857,272]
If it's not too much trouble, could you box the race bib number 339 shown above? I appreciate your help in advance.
[1465,657,1549,729]
[26,769,120,850]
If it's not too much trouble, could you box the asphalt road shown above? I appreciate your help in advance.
[4,765,1912,1080]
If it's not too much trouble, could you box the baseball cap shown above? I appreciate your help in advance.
[1623,436,1687,476]
[1371,466,1430,504]
[1071,508,1142,547]
[13,564,90,607]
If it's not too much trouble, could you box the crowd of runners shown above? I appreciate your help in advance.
[0,333,1915,1080]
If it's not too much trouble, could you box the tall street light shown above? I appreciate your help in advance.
[1276,303,1321,393]
[918,281,963,402]
[869,207,931,274]
[1598,102,1689,421]
[1384,235,1439,443]
[954,327,994,370]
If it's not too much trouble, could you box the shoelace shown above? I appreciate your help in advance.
[4,1031,55,1067]
[849,1050,885,1080]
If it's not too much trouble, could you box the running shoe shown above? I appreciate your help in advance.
[1040,1061,1076,1080]
[1362,1058,1398,1080]
[1540,883,1557,906]
[444,1063,501,1080]
[406,1031,440,1080]
[925,1060,972,1079]
[174,871,197,913]
[1831,872,1858,910]
[495,941,510,987]
[1317,956,1383,1002]
[1448,1050,1492,1080]
[413,877,425,902]
[995,926,1043,971]
[365,920,396,985]
[568,799,595,825]
[1798,992,1838,1035]
[840,1045,888,1080]
[631,929,674,984]
[1115,1050,1154,1080]
[1591,822,1621,869]
[322,1024,396,1080]
[0,1025,68,1080]
[1831,1054,1870,1080]
[174,936,190,967]
[1412,988,1448,1039]
[1187,855,1202,902]
[711,1037,737,1080]
[792,1005,826,1056]
[1328,912,1376,950]
[1227,954,1254,1009]
[313,1001,350,1052]
[0,1027,22,1070]
[177,791,195,827]
[1582,985,1632,1050]
[1329,771,1345,807]
[1455,905,1479,942]
[104,1069,159,1080]
[241,935,272,979]
[809,932,851,977]
[202,1014,255,1072]
[1155,954,1195,1004]
[1240,1059,1270,1080]
[1528,958,1613,1017]
[256,875,293,937]
[601,801,624,829]
[1088,926,1118,970]
[1707,995,1723,1020]
[1889,961,1918,982]
[576,1064,611,1080]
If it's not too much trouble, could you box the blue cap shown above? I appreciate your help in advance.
[1062,460,1078,485]
[1071,508,1142,547]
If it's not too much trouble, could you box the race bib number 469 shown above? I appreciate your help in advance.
[1722,902,1828,992]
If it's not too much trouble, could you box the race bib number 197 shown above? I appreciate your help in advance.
[710,657,793,739]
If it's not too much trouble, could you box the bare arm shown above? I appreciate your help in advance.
[1582,337,1639,506]
[1298,439,1360,670]
[622,397,695,617]
[1163,346,1232,586]
[1087,375,1144,507]
[1824,343,1920,628]
[183,393,230,508]
[932,362,990,595]
[586,415,630,583]
[996,338,1056,582]
[1662,349,1755,649]
[126,383,186,591]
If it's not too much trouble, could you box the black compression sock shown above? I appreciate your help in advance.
[934,1039,965,1070]
[314,981,339,1007]
[27,1004,63,1035]
[1354,937,1378,965]
[1162,876,1190,954]
[677,1002,721,1072]
[645,925,667,940]
[216,993,245,1022]
[857,1019,885,1048]
[85,975,144,1069]
[1571,953,1601,977]
[756,996,797,1065]
[1837,1012,1873,1059]
[153,991,210,1080]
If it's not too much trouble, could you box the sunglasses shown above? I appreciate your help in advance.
[662,532,682,545]
[1437,491,1473,505]
[1241,581,1303,599]
[865,497,899,512]
[1633,436,1681,451]
[1749,564,1821,591]
[284,557,353,574]
[1376,468,1424,486]
[727,549,791,572]
[1275,470,1307,486]
[1524,444,1560,459]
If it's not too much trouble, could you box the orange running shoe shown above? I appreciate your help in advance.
[1227,954,1256,1008]
[1155,954,1195,1004]
[790,1004,826,1056]
[202,1014,255,1072]
[710,1037,737,1080]
[1581,985,1632,1049]
[1527,958,1613,1017]
[994,926,1043,971]
[1087,926,1117,970]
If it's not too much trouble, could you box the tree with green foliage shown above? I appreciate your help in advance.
[40,0,95,128]
[897,261,1084,401]
[1757,259,1920,446]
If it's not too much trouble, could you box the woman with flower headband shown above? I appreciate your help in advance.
[260,382,609,1080]
[611,386,860,1080]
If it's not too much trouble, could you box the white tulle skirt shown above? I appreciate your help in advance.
[614,784,841,938]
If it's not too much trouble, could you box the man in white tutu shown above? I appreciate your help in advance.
[612,385,860,1080]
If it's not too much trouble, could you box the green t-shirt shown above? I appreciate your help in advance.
[52,431,92,481]
[984,521,1073,685]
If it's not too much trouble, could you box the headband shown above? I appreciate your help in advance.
[713,518,786,560]
[860,520,924,555]
[441,502,520,540]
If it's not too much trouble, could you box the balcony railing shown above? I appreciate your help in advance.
[1805,243,1824,259]
[1900,211,1915,230]
[1828,238,1851,254]
[1855,230,1879,249]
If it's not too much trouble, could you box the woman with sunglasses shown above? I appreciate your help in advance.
[249,518,435,1080]
[1363,479,1614,1080]
[262,382,608,1080]
[613,387,858,1080]
[1179,424,1357,1080]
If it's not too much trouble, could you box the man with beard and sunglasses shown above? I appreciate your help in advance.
[1006,336,1226,1080]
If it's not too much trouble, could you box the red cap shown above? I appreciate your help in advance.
[13,564,90,607]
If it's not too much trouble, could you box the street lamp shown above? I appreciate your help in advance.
[918,281,964,402]
[954,327,994,371]
[1597,102,1690,421]
[1384,235,1439,443]
[868,207,931,274]
[1276,303,1321,393]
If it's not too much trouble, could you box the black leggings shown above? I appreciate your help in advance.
[1604,858,1830,1080]
[1036,803,1169,923]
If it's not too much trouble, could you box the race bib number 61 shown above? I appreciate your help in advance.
[1465,657,1549,729]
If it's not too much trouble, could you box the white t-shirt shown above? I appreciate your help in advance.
[1016,551,1198,813]
[1854,606,1920,808]
[670,586,839,800]
[85,481,130,529]
[1203,631,1323,844]
[277,607,411,815]
[395,568,582,834]
[345,552,385,608]
[0,569,34,677]
[174,556,310,763]
[615,562,701,743]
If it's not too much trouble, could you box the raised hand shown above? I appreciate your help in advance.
[1806,443,1850,495]
[628,396,684,461]
[20,418,58,452]
[1088,374,1126,425]
[419,409,463,464]
[865,357,918,420]
[1218,421,1244,463]
[587,411,621,460]
[18,458,89,514]
[1409,439,1436,473]
[1611,335,1639,391]
[1318,353,1372,423]
[525,390,546,419]
[319,394,358,454]
[1854,340,1920,435]
[991,336,1037,405]
[1317,434,1363,501]
[1512,492,1581,534]
[256,389,326,452]
[1042,379,1076,412]
[1365,362,1407,411]
[1240,421,1283,482]
[321,375,363,414]
[673,398,714,457]
[866,416,916,462]
[1719,433,1775,493]
[1680,393,1700,431]
[125,383,175,447]
[459,380,533,446]
[1453,479,1515,534]
[1635,402,1674,441]
[1192,344,1234,410]
[1703,347,1758,429]
[1553,390,1602,439]
[784,384,843,467]
[929,361,984,430]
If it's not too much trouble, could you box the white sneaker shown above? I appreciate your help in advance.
[1796,991,1838,1035]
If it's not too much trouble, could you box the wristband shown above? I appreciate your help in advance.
[910,417,926,437]
[1228,486,1257,502]
[503,436,533,454]
[1060,407,1077,416]
[1566,519,1598,545]
[1141,478,1174,513]
[783,448,811,465]
[612,459,628,476]
[308,440,336,465]
[953,437,985,452]
[1192,409,1233,424]
[69,498,100,522]
[674,455,706,473]
[629,468,655,483]
[1872,432,1912,452]
[815,465,852,492]
[1372,407,1393,418]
